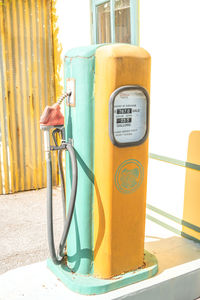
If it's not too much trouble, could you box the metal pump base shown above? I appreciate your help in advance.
[47,250,158,295]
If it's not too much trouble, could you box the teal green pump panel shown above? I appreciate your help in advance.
[64,45,103,275]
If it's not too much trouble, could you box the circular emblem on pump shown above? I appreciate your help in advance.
[115,159,144,194]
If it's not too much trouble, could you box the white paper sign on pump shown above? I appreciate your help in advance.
[113,89,147,144]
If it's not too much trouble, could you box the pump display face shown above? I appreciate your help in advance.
[109,86,149,147]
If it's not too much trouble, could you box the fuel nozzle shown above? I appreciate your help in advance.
[40,103,64,126]
[40,92,71,127]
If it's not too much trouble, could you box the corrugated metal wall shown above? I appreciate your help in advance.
[0,0,58,194]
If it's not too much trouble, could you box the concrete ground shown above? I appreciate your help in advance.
[0,188,200,299]
[0,188,62,275]
[0,257,200,300]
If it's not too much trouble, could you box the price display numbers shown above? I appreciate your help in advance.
[109,86,149,147]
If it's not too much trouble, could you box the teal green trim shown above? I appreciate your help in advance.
[149,153,185,167]
[64,45,104,275]
[47,250,158,295]
[95,0,109,5]
[110,0,115,43]
[149,153,200,171]
[147,204,200,233]
[92,0,110,44]
[130,0,139,45]
[64,45,101,58]
[146,214,200,243]
[92,0,139,45]
[92,1,97,44]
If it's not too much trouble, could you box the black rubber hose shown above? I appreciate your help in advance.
[58,143,78,258]
[47,143,77,265]
[47,156,60,264]
[58,150,66,222]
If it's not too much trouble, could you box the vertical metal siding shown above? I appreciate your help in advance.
[0,0,58,194]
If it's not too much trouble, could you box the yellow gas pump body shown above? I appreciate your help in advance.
[94,44,151,278]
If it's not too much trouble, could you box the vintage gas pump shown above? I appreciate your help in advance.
[40,44,158,295]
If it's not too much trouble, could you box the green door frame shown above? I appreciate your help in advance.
[92,0,139,45]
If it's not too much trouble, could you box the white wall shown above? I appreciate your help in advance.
[55,0,92,57]
[140,1,200,229]
[140,0,200,162]
[55,0,92,108]
[55,0,92,95]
